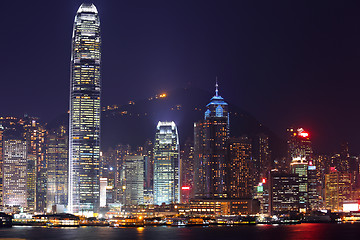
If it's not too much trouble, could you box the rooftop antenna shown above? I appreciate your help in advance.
[215,77,219,97]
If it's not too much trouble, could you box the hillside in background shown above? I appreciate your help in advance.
[48,87,286,158]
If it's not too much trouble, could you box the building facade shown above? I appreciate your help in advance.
[3,140,27,208]
[0,126,3,209]
[290,157,308,212]
[180,138,194,202]
[23,117,46,212]
[287,128,313,171]
[153,121,180,205]
[325,170,351,212]
[68,3,101,214]
[270,171,300,215]
[227,137,252,198]
[124,155,145,205]
[307,163,321,210]
[46,126,68,211]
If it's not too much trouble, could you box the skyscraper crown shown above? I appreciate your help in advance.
[205,80,229,119]
[77,3,98,14]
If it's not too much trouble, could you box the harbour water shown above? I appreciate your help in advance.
[1,223,360,240]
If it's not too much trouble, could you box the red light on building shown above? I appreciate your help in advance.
[297,128,309,138]
[181,186,190,190]
[299,132,309,138]
[262,178,266,184]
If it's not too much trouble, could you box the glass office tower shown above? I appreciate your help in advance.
[153,121,180,205]
[47,126,68,211]
[69,3,101,214]
[3,140,27,208]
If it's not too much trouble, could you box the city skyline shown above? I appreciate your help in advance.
[1,1,360,153]
[3,3,360,238]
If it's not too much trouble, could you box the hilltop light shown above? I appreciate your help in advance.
[159,93,167,98]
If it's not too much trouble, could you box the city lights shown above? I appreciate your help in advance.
[0,2,359,235]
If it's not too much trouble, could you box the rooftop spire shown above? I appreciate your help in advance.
[215,77,219,97]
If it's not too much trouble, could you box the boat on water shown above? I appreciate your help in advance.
[35,214,80,227]
[165,217,209,226]
[109,217,144,227]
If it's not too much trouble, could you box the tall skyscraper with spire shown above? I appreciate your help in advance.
[68,3,101,214]
[194,82,230,198]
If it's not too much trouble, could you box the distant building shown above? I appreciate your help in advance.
[113,144,131,203]
[99,178,108,207]
[153,121,180,205]
[270,171,300,215]
[0,125,4,209]
[290,157,308,212]
[254,178,270,215]
[100,149,117,205]
[3,140,27,208]
[325,170,351,212]
[26,154,36,212]
[180,138,194,202]
[307,163,321,210]
[287,128,313,171]
[252,133,271,182]
[227,136,252,198]
[142,140,154,201]
[339,142,351,173]
[124,155,145,205]
[46,126,68,211]
[188,198,259,216]
[23,117,46,212]
[194,83,229,199]
[312,154,329,197]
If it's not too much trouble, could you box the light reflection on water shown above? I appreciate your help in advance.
[0,224,360,240]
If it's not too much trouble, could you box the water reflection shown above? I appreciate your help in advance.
[1,224,360,240]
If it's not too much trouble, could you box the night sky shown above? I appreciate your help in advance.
[1,1,360,154]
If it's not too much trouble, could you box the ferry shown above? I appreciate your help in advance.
[109,217,144,227]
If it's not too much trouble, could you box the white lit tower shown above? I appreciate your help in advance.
[153,121,180,204]
[68,3,101,214]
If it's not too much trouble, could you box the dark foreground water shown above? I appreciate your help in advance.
[1,224,360,240]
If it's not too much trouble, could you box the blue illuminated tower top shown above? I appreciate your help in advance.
[205,81,229,120]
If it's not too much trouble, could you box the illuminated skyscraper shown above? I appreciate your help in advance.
[113,144,131,203]
[0,125,3,209]
[26,154,36,212]
[124,155,145,205]
[23,117,46,212]
[180,138,194,202]
[194,82,229,198]
[46,126,68,211]
[287,128,313,167]
[325,170,351,212]
[69,3,101,214]
[253,133,271,181]
[290,157,308,212]
[227,137,252,198]
[153,121,180,205]
[333,142,351,173]
[3,140,27,208]
[270,171,300,215]
[307,163,321,210]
